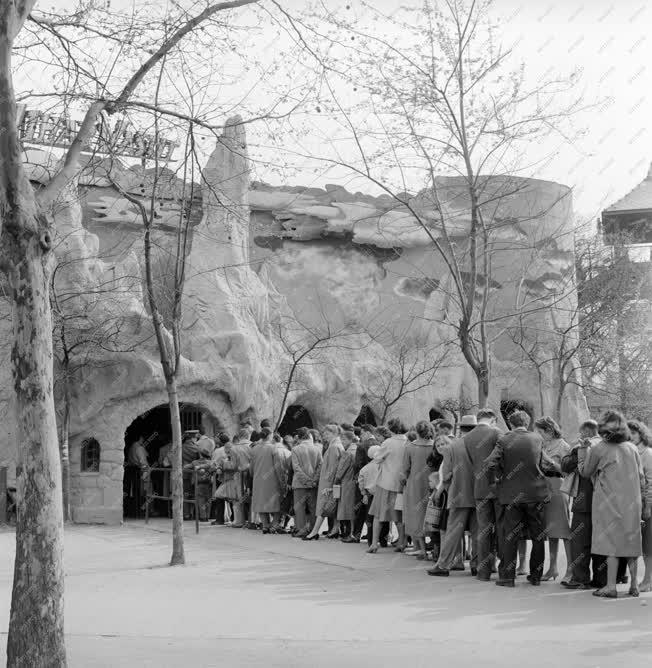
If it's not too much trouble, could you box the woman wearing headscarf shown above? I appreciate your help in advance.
[534,416,572,582]
[367,418,409,553]
[628,420,652,592]
[578,410,645,598]
[399,420,434,560]
[303,424,345,540]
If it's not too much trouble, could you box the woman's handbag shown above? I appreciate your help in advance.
[321,491,338,518]
[332,484,341,500]
[394,493,404,511]
[424,497,438,525]
[215,478,240,501]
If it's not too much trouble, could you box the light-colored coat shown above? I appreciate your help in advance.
[291,439,322,489]
[335,443,358,521]
[250,441,286,513]
[399,438,432,536]
[316,437,344,515]
[578,439,645,557]
[375,434,408,492]
[440,437,475,509]
[358,459,381,495]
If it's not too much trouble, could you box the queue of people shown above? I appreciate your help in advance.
[131,408,652,598]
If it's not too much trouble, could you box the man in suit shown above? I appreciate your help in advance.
[427,427,477,576]
[463,408,502,580]
[485,410,549,587]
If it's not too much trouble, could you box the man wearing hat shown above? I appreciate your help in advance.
[428,416,478,576]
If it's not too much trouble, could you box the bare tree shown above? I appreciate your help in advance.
[1,1,277,663]
[274,304,363,431]
[276,0,582,407]
[508,231,652,423]
[366,332,451,423]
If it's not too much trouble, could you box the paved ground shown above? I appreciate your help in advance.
[1,521,651,667]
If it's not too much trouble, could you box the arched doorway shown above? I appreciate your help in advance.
[500,399,535,431]
[123,402,215,518]
[354,405,377,427]
[277,404,313,436]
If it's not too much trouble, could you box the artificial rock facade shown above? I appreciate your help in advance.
[0,119,588,524]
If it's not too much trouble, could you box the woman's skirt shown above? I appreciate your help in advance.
[369,486,402,523]
[544,477,571,539]
[642,517,652,557]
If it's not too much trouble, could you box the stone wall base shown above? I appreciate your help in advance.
[72,506,122,525]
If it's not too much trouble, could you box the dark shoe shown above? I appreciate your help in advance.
[592,589,617,598]
[379,540,388,548]
[470,568,478,577]
[427,566,450,577]
[262,529,270,535]
[327,532,341,539]
[302,534,319,541]
[476,574,491,582]
[294,532,309,539]
[496,579,515,588]
[451,565,465,571]
[561,580,591,590]
[341,535,359,543]
[526,575,541,586]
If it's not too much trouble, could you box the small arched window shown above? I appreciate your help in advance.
[81,438,101,473]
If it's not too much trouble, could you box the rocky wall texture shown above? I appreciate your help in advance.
[0,121,588,523]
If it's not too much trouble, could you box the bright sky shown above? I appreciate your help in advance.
[19,0,652,226]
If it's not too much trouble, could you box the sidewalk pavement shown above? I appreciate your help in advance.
[1,520,650,667]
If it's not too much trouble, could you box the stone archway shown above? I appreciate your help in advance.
[277,404,314,436]
[122,402,219,519]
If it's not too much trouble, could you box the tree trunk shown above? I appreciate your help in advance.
[536,367,545,417]
[166,374,185,565]
[60,372,71,522]
[476,365,489,408]
[5,238,67,667]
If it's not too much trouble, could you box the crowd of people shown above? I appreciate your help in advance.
[135,408,652,598]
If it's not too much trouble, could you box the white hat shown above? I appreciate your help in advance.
[368,445,381,459]
[459,415,477,427]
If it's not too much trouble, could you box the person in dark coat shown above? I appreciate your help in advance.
[463,408,502,581]
[485,410,550,587]
[560,420,602,588]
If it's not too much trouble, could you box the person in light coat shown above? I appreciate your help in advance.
[303,424,345,540]
[578,410,646,598]
[399,420,434,560]
[367,418,409,553]
[334,430,358,539]
[427,431,477,576]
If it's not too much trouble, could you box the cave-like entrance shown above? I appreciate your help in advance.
[354,405,377,427]
[277,404,313,436]
[429,408,446,422]
[122,402,215,519]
